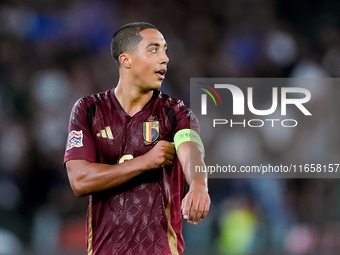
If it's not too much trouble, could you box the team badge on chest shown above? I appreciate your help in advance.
[143,116,159,144]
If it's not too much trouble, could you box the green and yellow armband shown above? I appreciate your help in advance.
[173,129,205,155]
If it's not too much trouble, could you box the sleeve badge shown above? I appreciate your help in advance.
[66,130,84,150]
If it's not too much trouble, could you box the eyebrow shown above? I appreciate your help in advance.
[146,42,167,48]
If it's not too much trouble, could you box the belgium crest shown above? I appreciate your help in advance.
[143,116,159,144]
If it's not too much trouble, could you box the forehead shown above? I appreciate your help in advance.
[139,29,166,46]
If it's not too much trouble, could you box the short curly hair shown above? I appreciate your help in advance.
[110,22,158,67]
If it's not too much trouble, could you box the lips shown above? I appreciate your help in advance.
[155,68,167,80]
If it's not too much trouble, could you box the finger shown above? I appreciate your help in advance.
[166,144,175,155]
[168,148,176,156]
[157,141,175,155]
[188,196,200,223]
[200,197,211,220]
[162,153,174,166]
[157,140,169,149]
[193,200,205,223]
[161,140,174,147]
[181,196,191,220]
[165,153,175,161]
[162,159,173,167]
[165,140,175,147]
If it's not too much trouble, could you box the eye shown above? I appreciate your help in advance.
[150,48,157,53]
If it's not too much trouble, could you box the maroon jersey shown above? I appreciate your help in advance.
[64,89,199,255]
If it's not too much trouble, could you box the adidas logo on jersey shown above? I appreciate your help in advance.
[96,126,114,139]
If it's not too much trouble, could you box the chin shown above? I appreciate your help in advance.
[151,82,162,90]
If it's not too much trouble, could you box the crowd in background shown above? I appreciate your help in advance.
[1,0,340,254]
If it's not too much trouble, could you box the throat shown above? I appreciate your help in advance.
[126,106,143,117]
[115,88,154,117]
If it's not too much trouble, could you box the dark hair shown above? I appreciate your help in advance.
[110,22,158,67]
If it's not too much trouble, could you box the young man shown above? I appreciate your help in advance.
[64,22,210,255]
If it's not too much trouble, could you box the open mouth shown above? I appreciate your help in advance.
[155,69,167,80]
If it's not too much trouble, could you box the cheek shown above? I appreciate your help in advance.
[134,60,153,79]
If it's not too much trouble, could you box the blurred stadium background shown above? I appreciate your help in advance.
[1,0,340,254]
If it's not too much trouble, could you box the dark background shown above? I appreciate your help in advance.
[1,0,340,254]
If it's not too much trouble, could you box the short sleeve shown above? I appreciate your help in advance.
[64,98,97,164]
[173,100,200,137]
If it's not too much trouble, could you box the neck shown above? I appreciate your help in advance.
[115,78,154,117]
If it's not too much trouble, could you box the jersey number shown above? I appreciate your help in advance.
[119,154,134,164]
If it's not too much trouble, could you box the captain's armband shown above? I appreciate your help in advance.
[173,129,205,155]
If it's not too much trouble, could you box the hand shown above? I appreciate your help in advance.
[143,140,175,169]
[181,180,210,224]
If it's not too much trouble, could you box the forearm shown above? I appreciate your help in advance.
[66,155,149,197]
[177,141,210,224]
[66,140,175,197]
[177,142,208,189]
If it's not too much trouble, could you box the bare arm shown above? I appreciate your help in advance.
[66,140,175,197]
[177,141,210,224]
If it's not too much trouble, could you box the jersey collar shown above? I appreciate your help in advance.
[111,88,160,112]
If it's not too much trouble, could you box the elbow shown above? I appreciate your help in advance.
[69,175,90,198]
[66,160,91,197]
[71,183,87,198]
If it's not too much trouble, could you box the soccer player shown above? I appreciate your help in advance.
[64,22,210,255]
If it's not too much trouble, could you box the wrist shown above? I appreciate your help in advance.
[138,154,152,170]
[190,178,208,191]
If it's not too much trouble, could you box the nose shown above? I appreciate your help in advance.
[160,51,169,65]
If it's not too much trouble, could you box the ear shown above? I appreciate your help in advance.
[118,53,131,68]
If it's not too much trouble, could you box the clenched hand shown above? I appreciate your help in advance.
[143,140,175,169]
